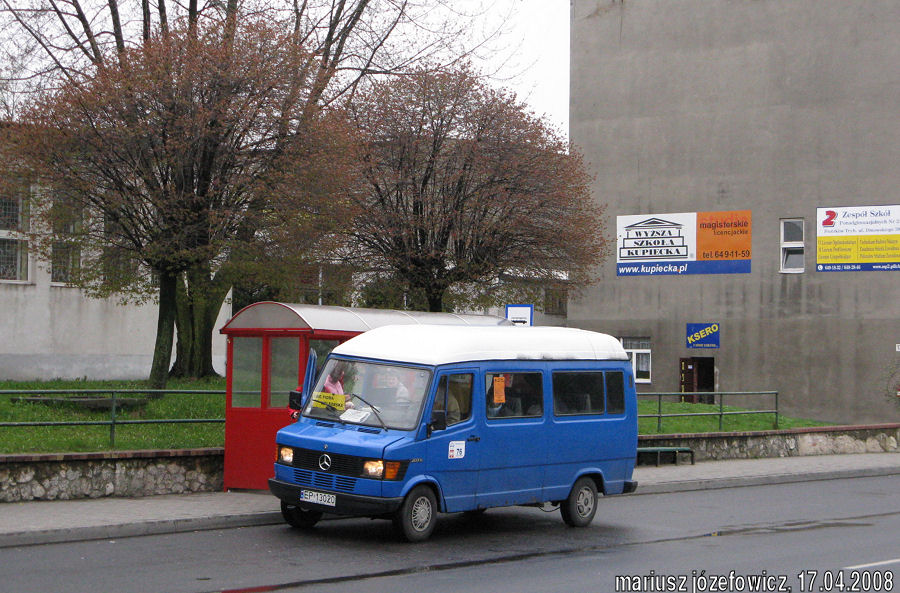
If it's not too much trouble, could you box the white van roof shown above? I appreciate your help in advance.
[331,325,629,366]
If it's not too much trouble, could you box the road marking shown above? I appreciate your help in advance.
[844,558,900,570]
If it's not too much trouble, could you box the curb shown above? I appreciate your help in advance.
[633,465,900,495]
[4,464,900,548]
[0,511,283,549]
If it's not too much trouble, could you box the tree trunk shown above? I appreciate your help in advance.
[425,285,444,313]
[171,264,229,378]
[148,269,177,389]
[170,272,193,377]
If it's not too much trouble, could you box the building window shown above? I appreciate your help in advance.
[543,287,568,316]
[0,180,30,281]
[621,337,651,383]
[50,195,82,284]
[51,242,80,283]
[780,218,805,273]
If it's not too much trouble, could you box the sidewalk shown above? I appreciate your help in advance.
[1,452,898,548]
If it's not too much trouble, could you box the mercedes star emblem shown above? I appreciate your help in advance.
[318,453,332,471]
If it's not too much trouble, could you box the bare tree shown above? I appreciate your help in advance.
[15,19,358,386]
[347,65,607,312]
[1,0,509,383]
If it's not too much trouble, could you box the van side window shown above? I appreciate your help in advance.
[485,372,543,418]
[606,371,626,414]
[434,374,473,425]
[552,372,605,415]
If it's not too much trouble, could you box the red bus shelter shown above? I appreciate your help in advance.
[219,302,510,490]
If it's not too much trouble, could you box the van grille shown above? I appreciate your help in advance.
[292,469,358,493]
[289,448,364,476]
[282,447,409,482]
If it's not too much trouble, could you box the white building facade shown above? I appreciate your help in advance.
[0,183,229,381]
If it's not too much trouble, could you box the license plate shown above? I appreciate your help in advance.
[299,489,336,507]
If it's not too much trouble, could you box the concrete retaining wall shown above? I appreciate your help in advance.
[639,424,900,461]
[0,449,223,503]
[2,425,898,502]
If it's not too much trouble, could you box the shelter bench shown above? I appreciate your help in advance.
[637,446,695,466]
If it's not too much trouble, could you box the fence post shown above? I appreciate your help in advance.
[110,391,117,448]
[657,393,663,433]
[719,392,725,431]
[774,391,779,429]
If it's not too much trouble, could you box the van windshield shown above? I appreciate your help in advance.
[303,358,432,431]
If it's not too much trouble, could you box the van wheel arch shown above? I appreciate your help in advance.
[393,483,439,542]
[560,474,602,528]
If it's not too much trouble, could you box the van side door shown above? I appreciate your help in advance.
[425,371,479,512]
[476,369,547,508]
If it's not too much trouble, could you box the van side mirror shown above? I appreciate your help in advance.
[289,390,304,411]
[428,410,447,436]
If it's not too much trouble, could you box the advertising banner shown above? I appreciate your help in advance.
[816,205,900,272]
[686,323,720,349]
[617,210,752,276]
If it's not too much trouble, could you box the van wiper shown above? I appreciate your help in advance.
[309,395,345,424]
[348,393,387,430]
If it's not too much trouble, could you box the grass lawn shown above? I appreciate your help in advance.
[0,377,226,454]
[638,399,830,434]
[1,379,831,453]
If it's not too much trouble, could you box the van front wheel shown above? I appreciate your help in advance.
[560,477,598,527]
[394,485,437,542]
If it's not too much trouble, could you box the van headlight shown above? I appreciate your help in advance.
[278,446,294,464]
[363,460,384,478]
[362,460,402,480]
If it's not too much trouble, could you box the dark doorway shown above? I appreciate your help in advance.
[679,357,715,403]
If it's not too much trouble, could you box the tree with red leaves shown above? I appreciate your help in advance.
[347,65,607,312]
[2,0,503,385]
[16,19,357,386]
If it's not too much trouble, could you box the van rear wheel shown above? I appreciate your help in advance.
[394,485,437,542]
[281,501,323,529]
[560,477,598,527]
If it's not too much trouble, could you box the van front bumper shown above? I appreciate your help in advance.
[269,478,404,517]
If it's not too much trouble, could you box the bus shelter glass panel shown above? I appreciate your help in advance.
[232,337,262,407]
[269,337,301,408]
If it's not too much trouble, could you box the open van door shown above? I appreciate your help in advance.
[302,349,317,406]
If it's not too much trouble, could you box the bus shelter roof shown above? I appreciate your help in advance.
[220,302,512,334]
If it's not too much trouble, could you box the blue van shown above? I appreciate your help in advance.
[269,325,638,542]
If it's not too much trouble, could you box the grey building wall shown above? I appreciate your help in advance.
[569,0,900,423]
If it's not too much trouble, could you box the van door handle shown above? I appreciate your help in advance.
[467,435,480,442]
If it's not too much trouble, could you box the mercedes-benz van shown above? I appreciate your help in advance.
[269,324,638,542]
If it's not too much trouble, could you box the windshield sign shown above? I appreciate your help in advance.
[303,358,432,431]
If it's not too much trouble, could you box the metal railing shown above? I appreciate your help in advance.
[638,391,779,433]
[0,389,226,448]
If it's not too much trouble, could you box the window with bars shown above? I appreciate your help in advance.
[50,195,82,284]
[543,287,568,316]
[51,242,80,284]
[620,337,651,384]
[0,181,30,281]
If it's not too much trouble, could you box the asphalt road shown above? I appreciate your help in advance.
[2,476,898,593]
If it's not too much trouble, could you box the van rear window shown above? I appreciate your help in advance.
[551,372,605,415]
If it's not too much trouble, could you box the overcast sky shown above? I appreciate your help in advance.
[475,1,570,137]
